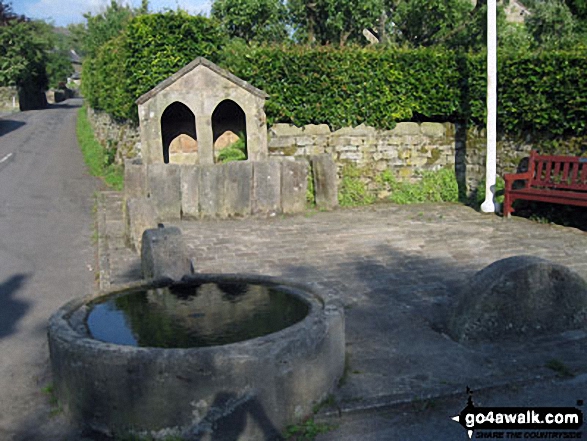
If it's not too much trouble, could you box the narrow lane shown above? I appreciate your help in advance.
[0,99,101,440]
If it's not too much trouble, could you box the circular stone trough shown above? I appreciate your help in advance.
[47,274,345,440]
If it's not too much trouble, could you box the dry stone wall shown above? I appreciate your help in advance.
[87,107,141,165]
[92,103,586,199]
[268,122,459,192]
[268,122,584,197]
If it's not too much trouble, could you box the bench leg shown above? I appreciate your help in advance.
[504,194,512,218]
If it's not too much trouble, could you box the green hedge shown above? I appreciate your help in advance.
[83,11,227,122]
[82,13,587,137]
[221,45,462,128]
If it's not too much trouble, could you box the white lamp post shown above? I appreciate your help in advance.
[481,0,498,213]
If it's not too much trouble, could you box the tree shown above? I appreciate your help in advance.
[288,0,384,45]
[525,0,580,48]
[0,1,26,25]
[0,3,49,90]
[211,0,288,43]
[76,1,137,58]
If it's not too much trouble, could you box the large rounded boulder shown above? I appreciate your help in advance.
[449,256,587,343]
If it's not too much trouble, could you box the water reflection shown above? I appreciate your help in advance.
[86,283,309,348]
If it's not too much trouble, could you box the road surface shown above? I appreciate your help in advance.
[0,99,100,440]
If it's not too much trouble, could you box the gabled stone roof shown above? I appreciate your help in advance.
[135,57,269,105]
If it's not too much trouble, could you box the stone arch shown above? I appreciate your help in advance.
[212,99,247,163]
[160,102,198,164]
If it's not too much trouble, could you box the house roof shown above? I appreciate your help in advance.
[135,57,269,105]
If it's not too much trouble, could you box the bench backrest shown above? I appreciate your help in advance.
[529,150,587,191]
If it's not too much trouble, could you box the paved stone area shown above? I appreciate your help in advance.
[99,195,587,424]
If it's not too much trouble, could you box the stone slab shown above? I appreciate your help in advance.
[180,165,201,219]
[147,163,181,220]
[223,161,253,217]
[124,159,147,201]
[198,164,224,218]
[281,160,308,214]
[252,161,281,215]
[311,155,338,210]
[125,197,157,253]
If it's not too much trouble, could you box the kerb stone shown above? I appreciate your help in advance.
[311,155,338,210]
[147,164,181,220]
[223,161,253,217]
[180,165,201,219]
[141,226,192,281]
[281,160,308,214]
[125,197,157,253]
[253,161,281,215]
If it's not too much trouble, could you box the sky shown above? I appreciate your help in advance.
[11,0,212,27]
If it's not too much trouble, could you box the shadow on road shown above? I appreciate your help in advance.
[0,119,25,137]
[0,274,31,340]
[46,102,81,110]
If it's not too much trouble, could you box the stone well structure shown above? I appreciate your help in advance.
[136,57,269,165]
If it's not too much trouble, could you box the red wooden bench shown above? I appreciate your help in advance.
[503,150,587,217]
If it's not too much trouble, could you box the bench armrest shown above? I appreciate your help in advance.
[504,171,532,190]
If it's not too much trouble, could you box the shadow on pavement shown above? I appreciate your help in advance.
[0,119,25,137]
[0,274,31,340]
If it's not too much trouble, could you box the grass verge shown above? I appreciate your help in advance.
[76,106,124,190]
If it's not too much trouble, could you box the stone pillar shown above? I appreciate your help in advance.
[196,114,214,165]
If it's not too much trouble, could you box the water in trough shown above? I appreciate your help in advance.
[86,282,309,348]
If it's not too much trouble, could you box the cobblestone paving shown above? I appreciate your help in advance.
[101,195,587,412]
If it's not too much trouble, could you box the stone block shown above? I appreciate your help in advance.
[253,161,282,215]
[180,165,200,219]
[223,161,253,217]
[124,159,147,201]
[333,124,376,137]
[421,122,445,138]
[449,256,587,343]
[311,155,338,210]
[302,124,331,135]
[281,160,308,214]
[141,226,192,281]
[198,165,224,218]
[295,136,315,146]
[335,144,359,152]
[339,152,362,161]
[392,122,420,136]
[125,197,157,253]
[269,123,303,137]
[147,163,181,220]
[268,137,297,148]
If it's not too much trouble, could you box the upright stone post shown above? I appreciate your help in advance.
[311,155,338,210]
[141,226,193,281]
[281,160,308,214]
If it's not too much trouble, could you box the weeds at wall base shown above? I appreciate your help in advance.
[77,105,124,191]
[338,165,459,207]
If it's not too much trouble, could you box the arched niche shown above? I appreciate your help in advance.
[160,102,198,164]
[212,99,247,163]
